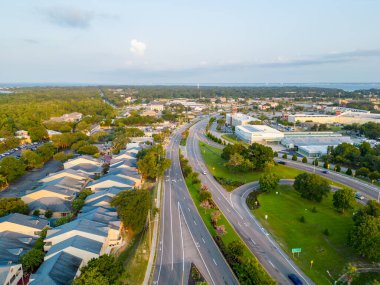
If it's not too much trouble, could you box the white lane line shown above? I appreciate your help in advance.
[178,203,216,285]
[250,238,256,245]
[227,208,231,213]
[177,202,185,277]
[213,259,217,266]
[268,261,275,268]
[188,207,190,212]
[202,237,206,243]
[169,168,174,270]
[230,192,244,220]
[194,220,197,225]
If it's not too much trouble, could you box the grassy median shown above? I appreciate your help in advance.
[253,185,362,285]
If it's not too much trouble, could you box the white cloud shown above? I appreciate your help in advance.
[130,39,146,56]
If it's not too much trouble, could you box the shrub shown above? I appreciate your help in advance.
[44,210,53,218]
[282,153,288,159]
[302,157,307,163]
[323,229,330,236]
[299,216,306,223]
[292,154,297,161]
[346,168,353,176]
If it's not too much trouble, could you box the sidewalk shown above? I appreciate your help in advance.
[142,178,162,285]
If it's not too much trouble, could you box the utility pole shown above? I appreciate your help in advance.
[148,209,151,250]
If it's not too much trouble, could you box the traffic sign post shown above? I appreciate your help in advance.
[310,260,314,269]
[291,248,302,258]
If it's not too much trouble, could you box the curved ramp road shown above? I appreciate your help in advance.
[187,120,314,285]
[152,124,237,285]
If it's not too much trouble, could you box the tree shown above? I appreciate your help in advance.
[111,189,151,233]
[302,157,307,163]
[292,154,297,161]
[323,161,330,169]
[21,149,44,169]
[369,171,380,182]
[137,145,171,179]
[36,143,56,162]
[333,188,355,213]
[0,198,29,217]
[28,126,48,142]
[355,167,370,178]
[74,255,123,285]
[20,248,45,272]
[200,190,212,202]
[44,209,53,218]
[346,168,353,176]
[282,153,288,159]
[293,173,331,202]
[227,240,244,263]
[0,175,8,188]
[349,215,380,261]
[78,144,99,155]
[259,173,279,193]
[221,143,246,160]
[53,151,70,162]
[0,156,26,182]
[335,164,341,172]
[211,211,221,223]
[313,159,319,166]
[245,143,274,170]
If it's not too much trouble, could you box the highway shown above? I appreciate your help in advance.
[152,124,238,285]
[186,120,313,285]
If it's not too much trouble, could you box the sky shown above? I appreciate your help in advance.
[1,0,380,85]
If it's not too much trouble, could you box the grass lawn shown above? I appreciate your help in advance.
[253,185,362,285]
[199,142,304,190]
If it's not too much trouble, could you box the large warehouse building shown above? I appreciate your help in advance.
[236,125,284,143]
[281,132,353,157]
[226,113,260,126]
[287,110,380,125]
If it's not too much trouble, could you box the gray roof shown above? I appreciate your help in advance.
[0,213,49,230]
[70,163,102,174]
[41,168,89,182]
[0,231,38,262]
[46,235,102,258]
[80,204,116,214]
[46,218,109,240]
[88,175,135,189]
[43,176,86,191]
[84,187,124,203]
[107,168,140,180]
[28,197,72,213]
[29,251,82,285]
[27,184,78,197]
[110,159,137,169]
[78,207,119,225]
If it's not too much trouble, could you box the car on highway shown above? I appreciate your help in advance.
[322,170,329,174]
[355,192,365,200]
[288,273,303,285]
[277,161,286,165]
[202,171,207,175]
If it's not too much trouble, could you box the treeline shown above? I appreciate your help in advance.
[100,85,370,100]
[343,122,380,140]
[326,142,380,181]
[136,144,171,180]
[179,152,274,284]
[206,132,224,145]
[0,87,115,144]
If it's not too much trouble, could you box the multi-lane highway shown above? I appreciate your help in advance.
[152,124,238,285]
[186,120,313,285]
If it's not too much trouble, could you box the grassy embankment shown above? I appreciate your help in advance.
[253,185,363,285]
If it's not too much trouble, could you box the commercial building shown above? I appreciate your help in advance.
[226,113,260,126]
[235,125,284,143]
[281,132,352,157]
[287,110,380,125]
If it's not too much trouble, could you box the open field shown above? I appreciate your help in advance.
[253,185,363,285]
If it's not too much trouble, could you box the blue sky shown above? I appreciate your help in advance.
[1,0,380,84]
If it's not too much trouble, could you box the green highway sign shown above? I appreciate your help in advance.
[292,248,302,253]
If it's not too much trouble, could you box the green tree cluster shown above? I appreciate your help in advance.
[137,144,171,179]
[0,198,29,217]
[293,173,331,202]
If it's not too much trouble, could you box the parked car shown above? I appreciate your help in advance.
[278,161,286,165]
[288,273,303,285]
[355,192,365,200]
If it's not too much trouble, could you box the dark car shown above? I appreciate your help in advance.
[278,161,286,165]
[322,170,329,174]
[288,273,303,285]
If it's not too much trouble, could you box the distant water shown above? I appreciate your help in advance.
[0,90,13,94]
[1,82,380,92]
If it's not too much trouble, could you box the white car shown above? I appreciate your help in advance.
[355,193,365,200]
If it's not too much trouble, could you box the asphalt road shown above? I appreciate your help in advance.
[152,124,238,285]
[186,120,313,285]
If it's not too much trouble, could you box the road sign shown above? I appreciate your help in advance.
[292,248,302,253]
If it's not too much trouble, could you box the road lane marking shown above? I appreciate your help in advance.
[250,238,256,245]
[178,203,216,285]
[177,202,185,283]
[202,237,206,243]
[268,261,275,268]
[213,259,217,266]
